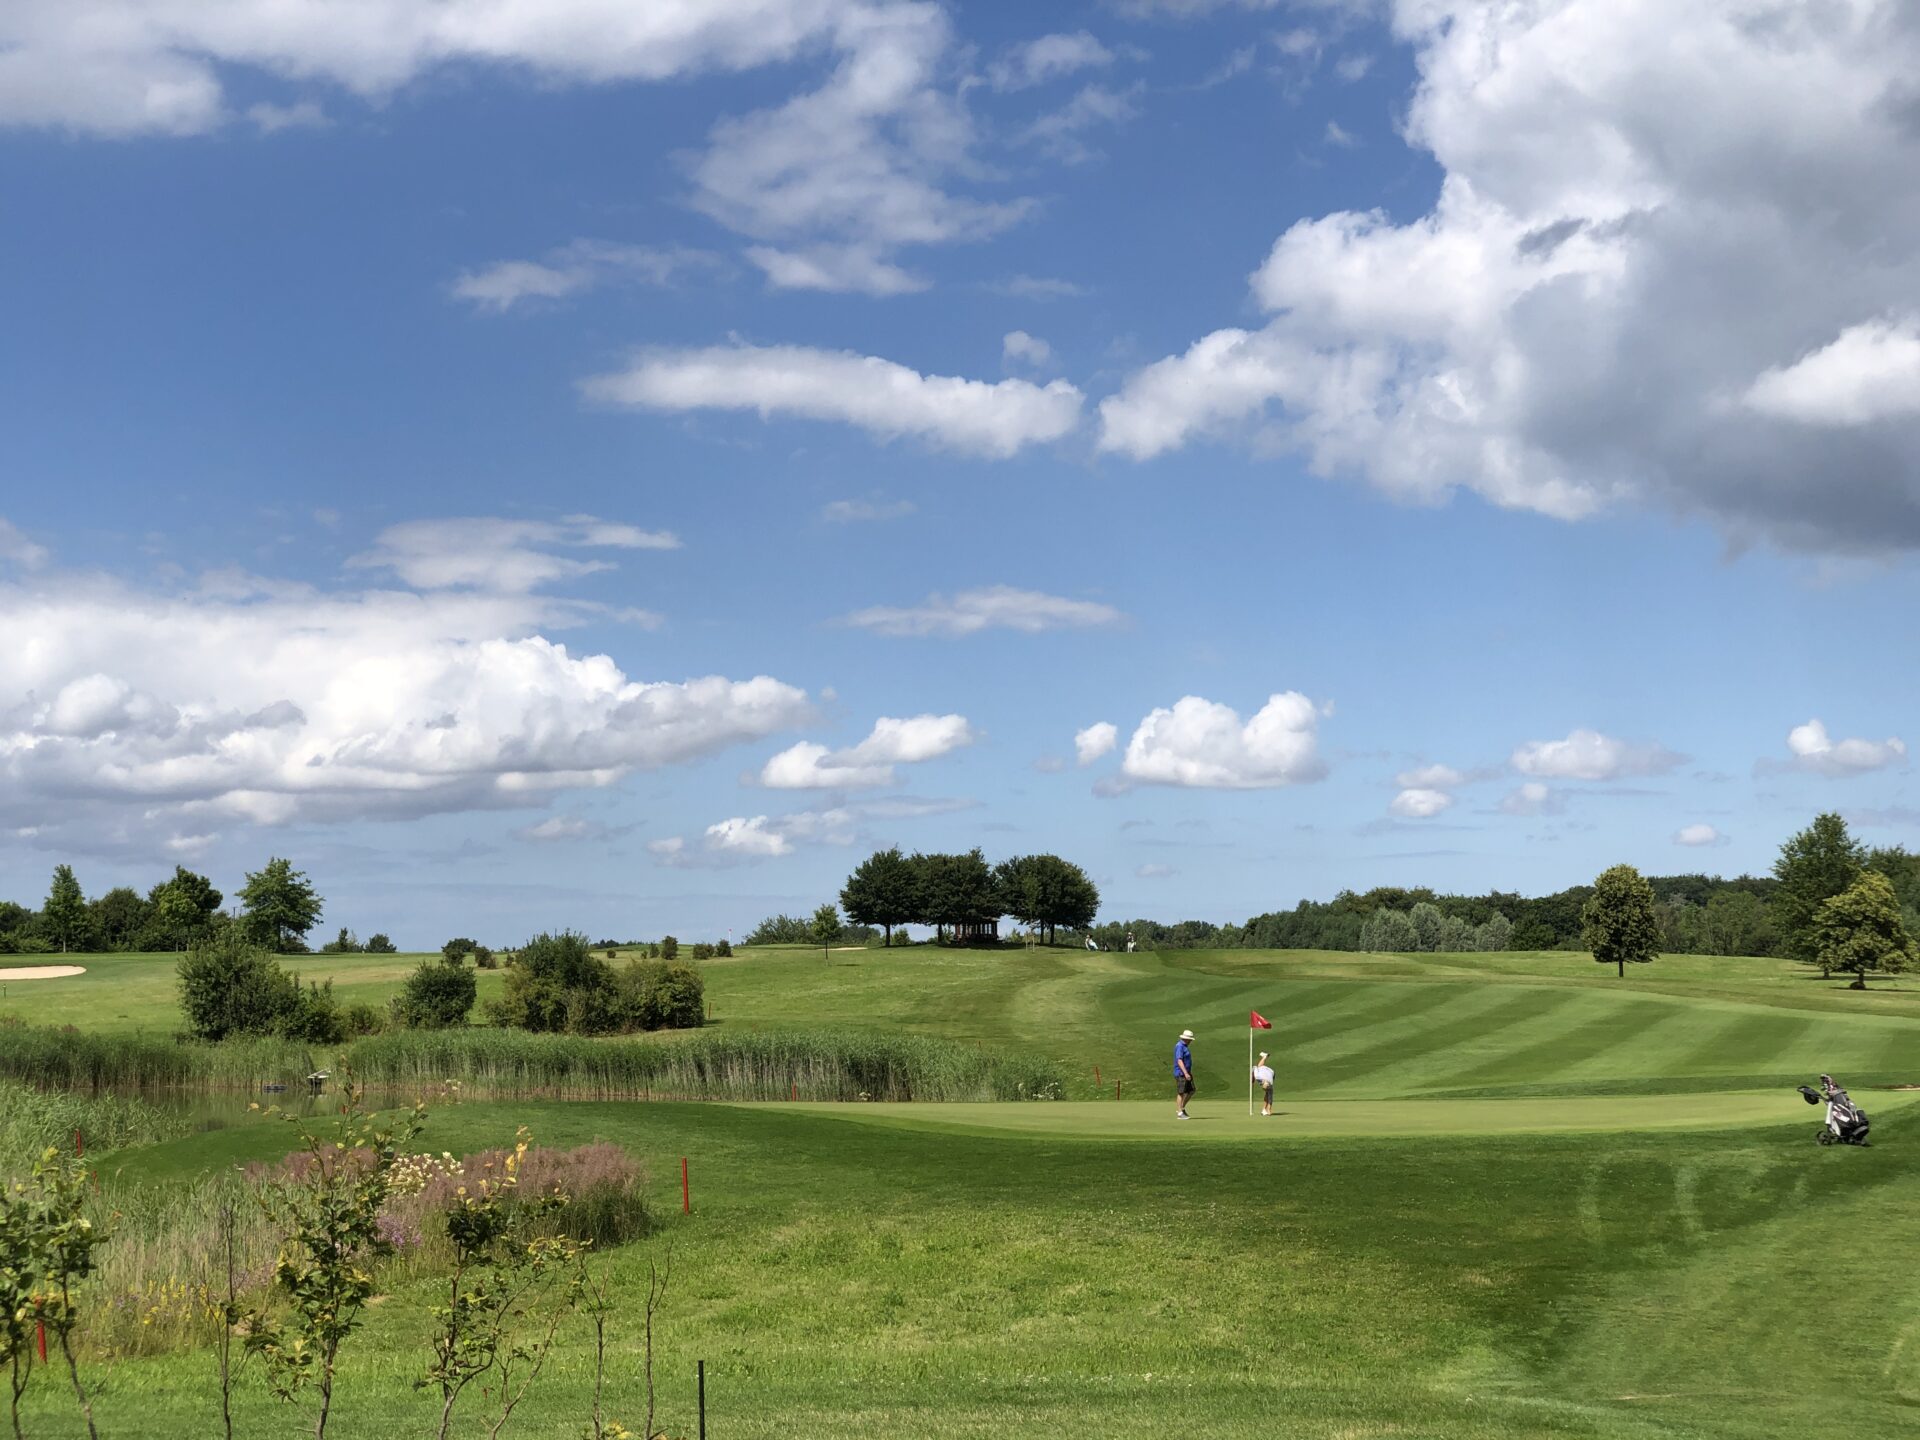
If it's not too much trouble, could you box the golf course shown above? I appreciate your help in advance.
[3,942,1916,1439]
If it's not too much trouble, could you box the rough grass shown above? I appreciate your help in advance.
[0,1076,188,1170]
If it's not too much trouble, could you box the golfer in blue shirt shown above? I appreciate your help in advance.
[1173,1028,1195,1119]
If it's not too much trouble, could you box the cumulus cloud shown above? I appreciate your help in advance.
[1770,718,1908,778]
[0,0,871,137]
[1021,83,1141,164]
[760,713,976,789]
[1390,787,1453,819]
[515,815,626,843]
[1674,822,1725,847]
[349,516,679,593]
[1498,781,1563,817]
[842,585,1122,637]
[1075,721,1118,766]
[0,548,811,837]
[1003,330,1052,369]
[1510,729,1683,783]
[0,519,47,569]
[583,343,1082,458]
[988,32,1115,91]
[1121,692,1327,790]
[1395,763,1464,789]
[452,242,721,312]
[1098,1,1920,552]
[246,100,328,134]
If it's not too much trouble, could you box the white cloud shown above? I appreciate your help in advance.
[1097,0,1920,552]
[452,242,721,312]
[842,585,1122,637]
[1510,729,1683,783]
[822,497,915,523]
[1003,330,1052,369]
[988,32,1115,91]
[246,100,328,134]
[1390,787,1453,818]
[583,343,1082,458]
[1674,823,1725,847]
[988,275,1088,301]
[1743,318,1920,428]
[1022,83,1140,164]
[349,516,679,593]
[1121,692,1327,790]
[0,561,813,835]
[1135,862,1177,879]
[653,807,859,866]
[744,244,925,296]
[516,815,618,843]
[760,713,976,789]
[1075,721,1118,766]
[1324,119,1358,148]
[0,0,871,137]
[1499,781,1562,817]
[1776,718,1908,778]
[1394,762,1463,789]
[1334,53,1374,82]
[689,6,1028,284]
[0,519,47,569]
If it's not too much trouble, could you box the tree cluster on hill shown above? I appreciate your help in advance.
[485,931,705,1035]
[0,857,359,956]
[833,848,1100,946]
[742,915,878,946]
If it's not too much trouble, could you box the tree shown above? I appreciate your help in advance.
[41,866,89,954]
[1815,871,1918,990]
[1359,907,1416,952]
[239,858,324,953]
[363,933,397,954]
[1773,813,1865,972]
[441,937,477,964]
[392,956,478,1029]
[840,848,921,946]
[1582,864,1660,978]
[1408,901,1445,952]
[143,866,224,950]
[176,929,302,1041]
[320,928,362,954]
[993,854,1100,945]
[486,931,619,1034]
[90,886,150,952]
[811,904,841,962]
[914,849,999,944]
[1475,911,1513,952]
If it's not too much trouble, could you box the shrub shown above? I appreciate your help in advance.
[615,961,705,1031]
[441,937,477,964]
[486,931,619,1034]
[690,942,713,961]
[281,980,348,1044]
[659,935,679,961]
[472,945,496,969]
[393,956,478,1030]
[343,1002,386,1037]
[363,933,397,954]
[177,930,303,1041]
[715,938,733,957]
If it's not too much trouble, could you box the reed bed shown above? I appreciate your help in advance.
[0,1023,1066,1103]
[0,1076,189,1170]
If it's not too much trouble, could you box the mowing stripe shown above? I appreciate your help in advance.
[1320,989,1582,1097]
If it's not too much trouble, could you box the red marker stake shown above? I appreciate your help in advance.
[1094,1065,1101,1087]
[681,1156,690,1215]
[74,1128,83,1157]
[36,1320,46,1362]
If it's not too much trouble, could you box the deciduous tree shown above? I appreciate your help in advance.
[239,857,323,954]
[1773,813,1865,973]
[1582,864,1660,978]
[1815,871,1917,990]
[41,865,89,954]
[840,848,921,946]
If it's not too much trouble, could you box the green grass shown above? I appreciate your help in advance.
[11,944,1920,1438]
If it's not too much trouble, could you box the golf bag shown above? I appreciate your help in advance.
[1798,1080,1870,1146]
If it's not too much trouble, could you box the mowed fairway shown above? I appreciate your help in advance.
[14,945,1920,1438]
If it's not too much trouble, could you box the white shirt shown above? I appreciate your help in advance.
[1252,1064,1275,1086]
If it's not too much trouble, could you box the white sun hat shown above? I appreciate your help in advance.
[1178,1029,1195,1040]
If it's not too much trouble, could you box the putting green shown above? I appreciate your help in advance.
[734,1088,1920,1140]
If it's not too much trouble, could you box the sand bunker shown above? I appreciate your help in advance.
[0,965,86,981]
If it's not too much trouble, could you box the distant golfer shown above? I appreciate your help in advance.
[1252,1051,1275,1116]
[1174,1028,1195,1119]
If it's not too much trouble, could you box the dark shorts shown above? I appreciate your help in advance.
[1262,1083,1274,1103]
[1176,1076,1195,1097]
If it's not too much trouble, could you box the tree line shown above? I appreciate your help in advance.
[834,848,1101,946]
[0,857,355,956]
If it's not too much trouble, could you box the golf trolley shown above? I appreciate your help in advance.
[1798,1076,1870,1146]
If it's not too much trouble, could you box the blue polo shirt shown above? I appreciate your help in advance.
[1173,1039,1192,1077]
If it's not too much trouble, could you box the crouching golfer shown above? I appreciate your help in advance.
[1252,1050,1275,1116]
[1174,1028,1195,1119]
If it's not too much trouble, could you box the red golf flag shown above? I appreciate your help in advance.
[1250,1010,1272,1029]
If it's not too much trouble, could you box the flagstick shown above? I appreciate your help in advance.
[1248,1023,1253,1117]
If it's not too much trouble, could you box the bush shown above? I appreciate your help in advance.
[486,931,619,1034]
[472,944,496,969]
[441,936,477,964]
[615,961,705,1031]
[393,956,477,1030]
[690,942,713,961]
[715,938,733,957]
[280,979,348,1044]
[176,930,303,1041]
[660,935,679,961]
[363,933,397,954]
[343,1002,386,1037]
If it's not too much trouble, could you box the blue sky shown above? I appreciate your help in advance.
[2,0,1917,946]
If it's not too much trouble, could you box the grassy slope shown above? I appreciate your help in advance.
[15,944,1920,1438]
